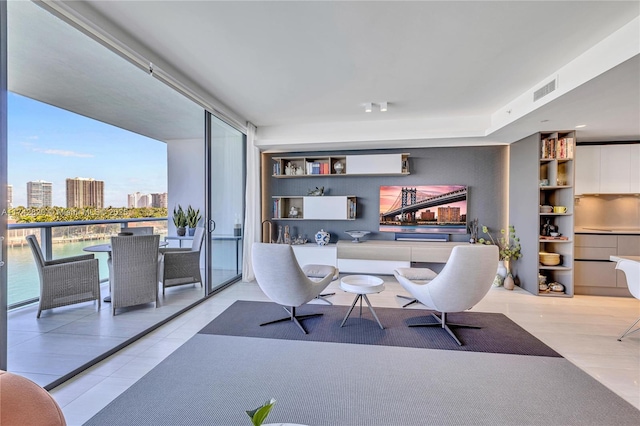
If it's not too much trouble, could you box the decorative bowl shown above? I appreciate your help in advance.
[345,230,370,243]
[540,205,553,213]
[539,252,561,266]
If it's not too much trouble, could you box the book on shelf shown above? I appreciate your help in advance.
[541,137,575,159]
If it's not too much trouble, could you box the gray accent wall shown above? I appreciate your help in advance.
[265,146,508,245]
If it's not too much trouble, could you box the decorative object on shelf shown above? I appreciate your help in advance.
[541,218,557,236]
[492,274,504,287]
[276,225,283,244]
[540,205,553,213]
[345,230,370,243]
[284,225,291,245]
[553,205,567,213]
[334,161,344,174]
[467,218,479,244]
[550,282,565,292]
[307,186,324,196]
[538,274,548,291]
[291,234,307,245]
[288,206,300,218]
[504,273,515,290]
[539,252,561,266]
[539,179,549,187]
[246,398,276,426]
[172,205,187,236]
[315,229,330,246]
[186,205,201,236]
[285,162,293,176]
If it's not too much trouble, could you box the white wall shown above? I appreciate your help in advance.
[167,138,205,236]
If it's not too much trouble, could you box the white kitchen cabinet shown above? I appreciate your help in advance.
[600,145,632,193]
[575,146,600,195]
[575,144,640,194]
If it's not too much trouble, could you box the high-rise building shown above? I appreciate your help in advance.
[7,184,13,208]
[27,180,52,207]
[127,192,151,208]
[66,177,104,208]
[128,192,167,208]
[151,193,168,208]
[437,206,461,223]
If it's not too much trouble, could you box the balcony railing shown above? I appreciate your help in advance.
[7,218,168,309]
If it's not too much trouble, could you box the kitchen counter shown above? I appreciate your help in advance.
[575,227,640,234]
[610,255,640,263]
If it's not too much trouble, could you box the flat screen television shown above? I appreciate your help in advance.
[379,185,468,234]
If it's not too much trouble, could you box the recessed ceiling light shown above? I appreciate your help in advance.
[379,102,388,112]
[365,102,372,113]
[575,124,586,128]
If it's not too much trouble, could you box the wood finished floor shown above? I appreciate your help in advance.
[47,277,640,425]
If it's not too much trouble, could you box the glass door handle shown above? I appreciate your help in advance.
[208,220,216,233]
[0,236,4,267]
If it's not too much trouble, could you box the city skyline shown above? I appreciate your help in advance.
[8,92,168,207]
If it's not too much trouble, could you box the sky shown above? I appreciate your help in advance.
[8,93,167,207]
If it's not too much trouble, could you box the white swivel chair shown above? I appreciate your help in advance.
[252,243,336,334]
[615,259,640,341]
[394,244,498,345]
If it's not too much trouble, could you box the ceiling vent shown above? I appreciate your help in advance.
[533,79,556,102]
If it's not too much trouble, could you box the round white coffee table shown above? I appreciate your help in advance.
[340,275,385,329]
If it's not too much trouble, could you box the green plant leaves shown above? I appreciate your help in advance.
[246,398,276,426]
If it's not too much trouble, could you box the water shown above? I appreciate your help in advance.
[8,239,112,306]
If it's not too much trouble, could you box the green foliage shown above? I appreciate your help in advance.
[8,206,168,223]
[246,398,276,426]
[172,205,187,228]
[479,225,522,262]
[186,205,201,228]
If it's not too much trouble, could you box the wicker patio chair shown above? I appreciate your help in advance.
[117,226,154,236]
[26,235,101,318]
[158,227,205,295]
[108,234,160,315]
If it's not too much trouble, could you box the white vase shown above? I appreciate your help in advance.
[497,260,508,278]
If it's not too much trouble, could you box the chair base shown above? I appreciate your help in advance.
[315,292,335,305]
[396,294,420,308]
[618,316,640,341]
[409,312,480,346]
[260,306,323,334]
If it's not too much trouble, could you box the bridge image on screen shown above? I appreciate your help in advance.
[379,185,468,234]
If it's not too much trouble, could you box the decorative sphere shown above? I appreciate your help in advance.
[315,229,330,246]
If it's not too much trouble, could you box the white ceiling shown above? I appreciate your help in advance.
[8,1,640,150]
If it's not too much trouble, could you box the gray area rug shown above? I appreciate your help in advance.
[85,334,640,425]
[198,300,561,357]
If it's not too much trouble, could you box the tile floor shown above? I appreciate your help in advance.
[48,277,640,425]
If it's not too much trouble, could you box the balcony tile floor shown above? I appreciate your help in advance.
[9,277,639,425]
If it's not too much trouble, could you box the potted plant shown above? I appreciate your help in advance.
[186,205,201,236]
[173,205,188,236]
[479,225,522,290]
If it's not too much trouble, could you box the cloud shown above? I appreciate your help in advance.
[33,148,94,158]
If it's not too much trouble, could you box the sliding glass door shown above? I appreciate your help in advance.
[205,113,245,292]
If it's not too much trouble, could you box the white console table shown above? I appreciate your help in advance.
[290,240,465,274]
